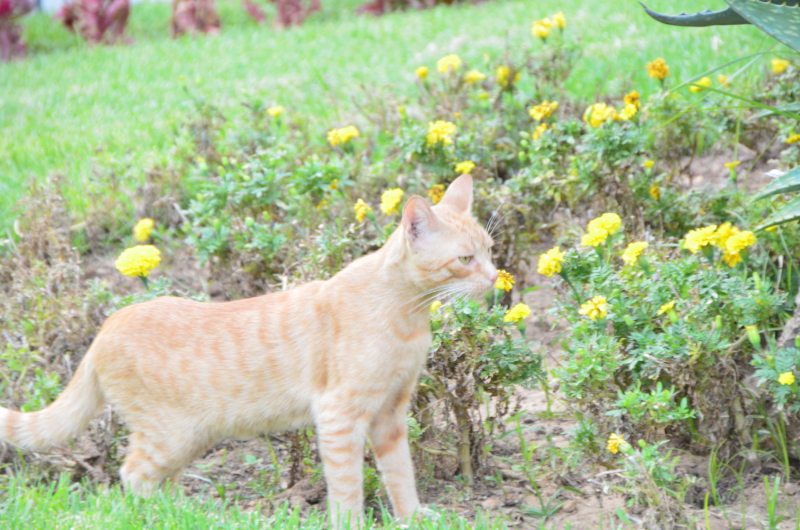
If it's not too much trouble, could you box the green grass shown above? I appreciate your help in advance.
[0,474,502,529]
[0,0,772,228]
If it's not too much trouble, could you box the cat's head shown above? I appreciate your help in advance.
[400,175,498,299]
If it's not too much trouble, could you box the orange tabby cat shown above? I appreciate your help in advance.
[0,175,497,524]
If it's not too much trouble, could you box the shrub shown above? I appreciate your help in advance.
[0,0,34,62]
[56,0,130,44]
[170,0,220,37]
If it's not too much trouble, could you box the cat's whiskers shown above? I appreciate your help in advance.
[410,286,472,315]
[402,285,458,306]
[488,210,514,240]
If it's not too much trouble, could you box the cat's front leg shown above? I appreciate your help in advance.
[316,397,368,528]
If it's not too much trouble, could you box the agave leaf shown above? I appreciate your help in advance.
[726,0,800,52]
[640,4,749,26]
[755,195,800,230]
[753,165,800,201]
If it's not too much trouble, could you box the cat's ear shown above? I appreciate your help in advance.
[402,196,442,245]
[439,174,473,213]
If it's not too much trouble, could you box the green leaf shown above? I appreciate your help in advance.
[640,5,749,27]
[751,102,800,119]
[726,0,800,52]
[755,195,800,230]
[520,286,542,295]
[753,166,800,201]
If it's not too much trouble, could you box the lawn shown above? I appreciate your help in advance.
[1,0,769,228]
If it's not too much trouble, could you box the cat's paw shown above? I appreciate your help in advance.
[396,505,441,528]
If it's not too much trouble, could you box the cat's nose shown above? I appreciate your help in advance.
[490,273,498,285]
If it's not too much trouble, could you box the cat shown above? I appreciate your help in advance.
[0,174,498,525]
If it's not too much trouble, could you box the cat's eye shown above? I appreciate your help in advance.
[458,256,473,265]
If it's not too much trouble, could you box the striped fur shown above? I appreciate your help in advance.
[0,175,497,524]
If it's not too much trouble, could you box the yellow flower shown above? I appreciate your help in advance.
[724,161,740,170]
[115,245,161,277]
[579,295,608,320]
[496,66,514,86]
[607,433,625,454]
[618,103,637,121]
[683,225,717,253]
[727,230,756,254]
[717,74,729,87]
[354,198,372,222]
[588,213,622,235]
[317,199,329,210]
[330,179,338,190]
[327,125,360,147]
[495,270,515,291]
[538,247,566,277]
[646,57,669,81]
[427,120,457,147]
[532,123,548,140]
[528,100,559,121]
[504,303,531,323]
[622,241,648,266]
[643,160,655,169]
[771,58,790,74]
[430,301,442,312]
[133,218,155,242]
[464,70,487,84]
[437,54,462,74]
[582,229,608,247]
[455,161,475,174]
[267,105,284,117]
[427,184,445,204]
[416,66,429,79]
[531,18,553,39]
[787,134,800,144]
[722,251,742,267]
[689,76,711,93]
[479,92,489,100]
[778,371,796,385]
[552,11,566,29]
[584,102,617,128]
[657,300,675,316]
[713,222,738,248]
[624,91,641,109]
[380,188,404,215]
[650,183,660,201]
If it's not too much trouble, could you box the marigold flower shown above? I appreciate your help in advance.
[771,58,790,74]
[624,90,641,109]
[724,161,740,170]
[354,198,372,223]
[427,184,445,204]
[618,103,637,121]
[649,183,660,201]
[657,300,675,316]
[531,18,553,39]
[683,225,718,254]
[727,230,756,254]
[689,76,711,93]
[717,74,729,87]
[588,213,622,235]
[430,301,442,312]
[584,102,617,128]
[582,229,608,247]
[267,105,284,117]
[437,54,462,74]
[529,100,559,121]
[464,70,487,84]
[647,57,669,81]
[427,120,457,147]
[380,188,404,215]
[722,251,742,267]
[115,245,161,278]
[552,11,566,29]
[778,371,796,385]
[133,218,155,242]
[607,433,625,454]
[787,134,800,144]
[532,123,548,140]
[643,160,654,168]
[504,303,531,323]
[416,66,429,79]
[496,66,514,86]
[622,241,648,266]
[579,295,608,320]
[538,247,566,277]
[328,125,360,147]
[455,161,475,174]
[495,270,515,291]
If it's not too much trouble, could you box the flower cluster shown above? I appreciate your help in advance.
[416,66,429,79]
[115,245,162,277]
[354,198,372,222]
[771,57,790,74]
[455,160,475,174]
[267,105,284,117]
[437,54,462,74]
[464,70,486,84]
[689,76,711,93]
[133,218,154,242]
[537,247,566,277]
[581,213,622,247]
[531,12,565,40]
[504,303,531,323]
[380,188,404,215]
[528,100,559,121]
[427,120,457,147]
[623,90,641,109]
[683,223,756,266]
[579,295,607,320]
[327,125,360,147]
[495,270,514,291]
[496,65,519,86]
[779,371,796,385]
[583,101,637,128]
[427,184,445,204]
[646,57,669,81]
[607,433,625,454]
[622,241,647,266]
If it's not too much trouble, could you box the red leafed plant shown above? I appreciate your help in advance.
[0,0,34,62]
[56,0,130,44]
[171,0,220,37]
[356,0,466,17]
[269,0,320,26]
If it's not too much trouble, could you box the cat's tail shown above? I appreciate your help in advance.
[0,350,105,451]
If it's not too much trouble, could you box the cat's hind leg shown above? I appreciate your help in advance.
[120,429,208,496]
